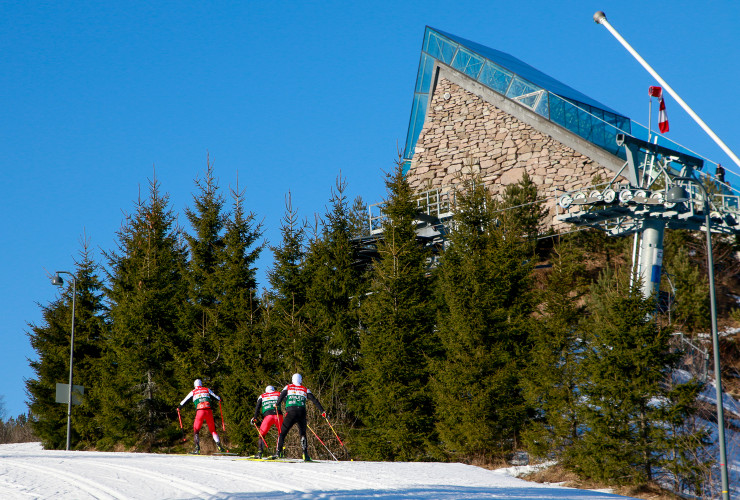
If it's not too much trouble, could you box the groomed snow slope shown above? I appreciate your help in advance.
[0,442,639,499]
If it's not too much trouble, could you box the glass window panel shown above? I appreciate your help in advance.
[415,53,434,93]
[425,32,456,64]
[578,109,593,141]
[564,102,579,135]
[478,61,512,94]
[549,94,565,126]
[451,50,470,72]
[452,47,483,79]
[535,92,549,118]
[506,76,541,99]
[423,30,437,56]
[515,93,539,109]
[402,159,412,176]
[618,117,631,134]
[404,93,429,158]
[592,119,606,148]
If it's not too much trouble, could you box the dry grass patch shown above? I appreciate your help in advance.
[522,463,684,500]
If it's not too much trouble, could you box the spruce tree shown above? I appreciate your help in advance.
[182,157,227,384]
[522,237,588,459]
[292,175,367,450]
[656,378,711,496]
[219,178,264,450]
[264,192,309,377]
[27,239,107,449]
[500,172,547,248]
[348,195,370,239]
[432,174,537,460]
[100,176,188,449]
[305,175,365,383]
[355,160,437,460]
[568,268,690,486]
[663,230,710,332]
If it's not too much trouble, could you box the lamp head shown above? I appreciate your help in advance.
[593,11,607,24]
[666,185,690,203]
[51,274,64,286]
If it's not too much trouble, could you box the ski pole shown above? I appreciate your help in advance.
[323,415,345,446]
[252,419,269,449]
[219,400,226,431]
[323,415,351,459]
[308,423,338,461]
[176,408,186,443]
[276,413,283,454]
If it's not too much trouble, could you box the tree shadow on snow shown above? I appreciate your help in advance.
[191,485,639,499]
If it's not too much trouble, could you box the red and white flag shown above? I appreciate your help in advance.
[649,86,669,133]
[658,96,669,133]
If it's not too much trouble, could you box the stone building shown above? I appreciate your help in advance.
[401,28,633,227]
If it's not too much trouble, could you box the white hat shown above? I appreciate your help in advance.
[265,385,275,393]
[292,373,302,385]
[194,379,202,388]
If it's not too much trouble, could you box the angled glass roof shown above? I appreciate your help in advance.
[401,27,735,196]
[435,28,623,116]
[403,27,632,172]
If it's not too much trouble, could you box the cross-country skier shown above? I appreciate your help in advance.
[275,373,325,461]
[251,385,284,458]
[178,379,226,454]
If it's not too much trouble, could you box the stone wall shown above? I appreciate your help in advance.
[406,77,623,227]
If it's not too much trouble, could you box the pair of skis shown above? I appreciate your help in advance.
[251,414,349,461]
[239,455,320,463]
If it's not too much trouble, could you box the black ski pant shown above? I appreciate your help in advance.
[277,407,307,453]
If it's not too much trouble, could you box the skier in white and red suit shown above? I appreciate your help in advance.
[251,385,284,458]
[178,379,226,454]
[275,373,325,461]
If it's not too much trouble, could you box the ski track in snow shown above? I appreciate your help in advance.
[175,461,303,494]
[0,442,647,499]
[82,460,222,497]
[4,459,131,499]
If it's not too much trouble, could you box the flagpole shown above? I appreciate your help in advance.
[594,11,740,170]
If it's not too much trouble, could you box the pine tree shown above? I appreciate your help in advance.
[100,176,189,449]
[522,237,588,459]
[27,238,107,449]
[355,159,437,460]
[432,174,537,460]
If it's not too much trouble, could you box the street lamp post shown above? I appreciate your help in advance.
[667,178,729,499]
[51,271,76,451]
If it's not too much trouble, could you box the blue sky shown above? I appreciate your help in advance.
[2,1,739,420]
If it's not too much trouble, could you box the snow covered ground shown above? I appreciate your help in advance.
[3,374,739,499]
[0,442,639,499]
[4,378,740,500]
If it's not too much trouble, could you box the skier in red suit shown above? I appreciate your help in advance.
[251,385,284,458]
[178,379,226,454]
